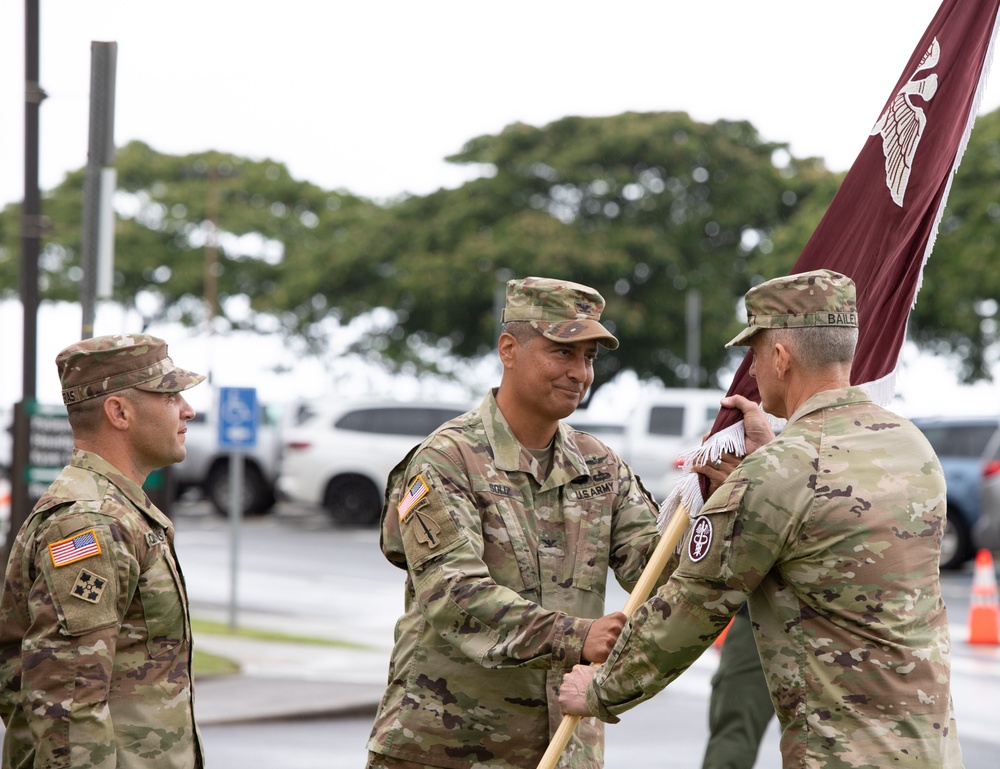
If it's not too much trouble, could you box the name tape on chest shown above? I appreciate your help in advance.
[49,529,102,568]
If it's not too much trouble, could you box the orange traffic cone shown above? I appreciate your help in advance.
[967,549,1000,646]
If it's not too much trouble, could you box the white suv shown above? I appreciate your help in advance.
[173,397,283,516]
[278,400,472,525]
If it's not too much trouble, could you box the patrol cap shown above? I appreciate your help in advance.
[501,276,619,349]
[726,269,858,348]
[57,333,206,406]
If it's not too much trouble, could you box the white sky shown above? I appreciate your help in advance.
[2,0,1000,417]
[4,0,1000,206]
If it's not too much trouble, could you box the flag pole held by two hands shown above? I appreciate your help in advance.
[535,504,692,769]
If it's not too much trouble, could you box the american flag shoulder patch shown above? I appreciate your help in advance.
[49,529,102,568]
[398,475,430,521]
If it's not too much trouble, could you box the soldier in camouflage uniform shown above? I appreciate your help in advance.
[0,334,206,769]
[560,269,964,768]
[366,277,664,769]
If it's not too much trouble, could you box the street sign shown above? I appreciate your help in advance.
[218,387,258,450]
[24,400,72,500]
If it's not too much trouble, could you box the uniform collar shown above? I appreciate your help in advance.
[479,390,591,489]
[68,448,173,529]
[785,385,872,425]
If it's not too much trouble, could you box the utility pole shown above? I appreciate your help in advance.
[6,0,47,570]
[81,41,118,339]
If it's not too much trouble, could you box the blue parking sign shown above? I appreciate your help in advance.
[218,387,258,450]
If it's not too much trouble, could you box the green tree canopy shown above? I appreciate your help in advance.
[261,112,830,390]
[2,108,998,392]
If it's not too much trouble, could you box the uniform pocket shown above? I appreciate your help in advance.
[565,481,614,593]
[138,552,185,658]
[481,498,540,595]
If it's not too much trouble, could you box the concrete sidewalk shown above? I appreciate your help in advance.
[192,631,388,726]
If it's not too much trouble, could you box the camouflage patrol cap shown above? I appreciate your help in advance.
[726,269,858,348]
[57,334,205,406]
[501,276,619,349]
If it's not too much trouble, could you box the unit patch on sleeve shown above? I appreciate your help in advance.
[71,569,108,604]
[49,529,102,567]
[687,515,713,562]
[398,475,430,521]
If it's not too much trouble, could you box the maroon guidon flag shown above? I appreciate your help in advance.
[664,0,1000,522]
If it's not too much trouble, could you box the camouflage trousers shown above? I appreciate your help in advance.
[366,751,435,769]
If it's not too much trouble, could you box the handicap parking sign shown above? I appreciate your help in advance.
[218,387,258,450]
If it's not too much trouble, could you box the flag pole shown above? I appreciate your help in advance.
[536,504,691,769]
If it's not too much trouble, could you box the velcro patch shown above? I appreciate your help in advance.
[71,569,108,604]
[488,482,517,498]
[398,475,430,521]
[573,481,615,500]
[688,515,713,562]
[49,529,101,567]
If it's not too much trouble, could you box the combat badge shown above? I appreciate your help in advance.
[71,569,108,604]
[400,474,440,546]
[412,510,441,548]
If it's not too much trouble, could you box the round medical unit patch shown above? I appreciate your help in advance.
[688,515,713,562]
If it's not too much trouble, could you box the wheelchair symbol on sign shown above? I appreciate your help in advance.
[219,388,256,446]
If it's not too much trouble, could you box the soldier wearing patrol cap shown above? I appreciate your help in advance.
[367,277,663,769]
[561,269,962,768]
[0,334,206,768]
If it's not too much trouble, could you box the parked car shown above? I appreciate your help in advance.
[974,425,1000,554]
[278,400,472,525]
[568,389,725,503]
[911,416,1000,570]
[173,394,283,516]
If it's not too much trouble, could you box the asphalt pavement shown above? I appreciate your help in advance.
[183,498,1000,763]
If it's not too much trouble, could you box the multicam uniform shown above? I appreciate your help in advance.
[367,391,662,769]
[587,387,964,769]
[0,449,203,769]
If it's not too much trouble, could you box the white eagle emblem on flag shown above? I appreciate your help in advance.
[870,38,940,207]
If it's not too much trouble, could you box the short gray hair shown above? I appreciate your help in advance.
[771,325,858,368]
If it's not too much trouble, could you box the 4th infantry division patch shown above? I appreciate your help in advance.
[72,569,108,604]
[49,529,101,567]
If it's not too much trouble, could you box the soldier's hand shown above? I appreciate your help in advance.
[693,452,742,496]
[722,395,775,455]
[582,611,626,663]
[559,664,596,716]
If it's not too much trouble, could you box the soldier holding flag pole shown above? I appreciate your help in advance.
[559,270,963,767]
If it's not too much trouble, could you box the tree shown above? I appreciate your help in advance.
[0,141,385,339]
[4,108,997,393]
[261,112,829,392]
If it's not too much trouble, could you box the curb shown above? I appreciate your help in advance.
[195,676,382,727]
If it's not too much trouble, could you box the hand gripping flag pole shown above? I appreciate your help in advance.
[536,503,691,769]
[539,0,1000,765]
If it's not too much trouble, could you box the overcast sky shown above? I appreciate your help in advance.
[2,0,1000,415]
[3,0,1000,208]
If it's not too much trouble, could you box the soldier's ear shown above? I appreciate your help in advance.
[497,332,519,367]
[103,392,133,431]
